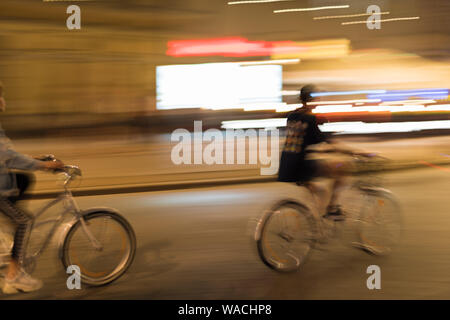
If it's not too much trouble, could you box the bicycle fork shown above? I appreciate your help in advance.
[66,194,103,251]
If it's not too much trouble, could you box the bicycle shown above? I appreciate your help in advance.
[255,151,402,273]
[0,155,137,286]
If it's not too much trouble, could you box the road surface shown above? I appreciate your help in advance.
[1,166,449,300]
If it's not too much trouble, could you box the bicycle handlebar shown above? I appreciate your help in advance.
[62,165,82,177]
[35,154,82,182]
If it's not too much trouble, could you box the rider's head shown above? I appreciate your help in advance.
[0,82,5,112]
[300,84,317,111]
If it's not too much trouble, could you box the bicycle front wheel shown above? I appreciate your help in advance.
[61,211,136,286]
[257,201,316,273]
[357,190,402,255]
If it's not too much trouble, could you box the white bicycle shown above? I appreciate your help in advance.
[255,152,403,272]
[0,155,136,286]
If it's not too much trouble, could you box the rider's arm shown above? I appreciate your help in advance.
[309,117,370,156]
[0,138,61,171]
[0,137,41,170]
[310,115,330,144]
[328,140,354,155]
[327,138,371,156]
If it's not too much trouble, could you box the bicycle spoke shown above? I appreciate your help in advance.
[65,214,133,282]
[357,192,402,254]
[258,203,314,272]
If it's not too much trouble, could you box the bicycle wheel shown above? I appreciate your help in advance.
[61,210,136,286]
[257,201,316,272]
[356,190,402,255]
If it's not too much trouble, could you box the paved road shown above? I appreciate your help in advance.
[0,166,449,300]
[11,134,450,193]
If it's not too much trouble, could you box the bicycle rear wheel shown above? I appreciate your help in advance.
[257,201,316,272]
[356,190,402,255]
[61,211,136,286]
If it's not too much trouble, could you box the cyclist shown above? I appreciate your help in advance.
[278,85,352,220]
[0,82,64,294]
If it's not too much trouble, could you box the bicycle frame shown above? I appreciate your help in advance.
[25,188,103,261]
[25,189,81,259]
[254,153,401,271]
[297,170,385,242]
[0,162,133,283]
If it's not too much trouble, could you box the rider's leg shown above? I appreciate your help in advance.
[3,173,33,276]
[303,181,320,208]
[319,160,351,217]
[328,174,347,209]
[299,159,349,217]
[3,173,32,277]
[301,160,331,214]
[0,197,42,293]
[0,197,33,278]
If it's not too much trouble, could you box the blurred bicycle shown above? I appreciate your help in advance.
[0,155,136,286]
[255,151,402,272]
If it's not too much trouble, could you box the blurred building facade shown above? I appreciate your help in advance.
[0,0,448,133]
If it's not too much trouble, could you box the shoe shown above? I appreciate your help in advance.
[2,269,43,294]
[323,205,345,221]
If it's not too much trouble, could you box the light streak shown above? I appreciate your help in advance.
[368,89,448,101]
[320,120,450,134]
[274,5,350,13]
[342,16,420,25]
[309,99,381,105]
[221,119,450,133]
[314,12,389,20]
[221,118,287,129]
[419,161,450,173]
[238,58,300,66]
[228,0,293,4]
[311,90,386,97]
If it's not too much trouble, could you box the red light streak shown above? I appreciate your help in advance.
[166,37,307,57]
[419,161,450,172]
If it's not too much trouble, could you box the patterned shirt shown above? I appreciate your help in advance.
[283,119,309,153]
[278,110,328,182]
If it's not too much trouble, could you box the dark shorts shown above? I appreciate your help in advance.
[8,172,34,203]
[278,151,325,183]
[297,159,323,182]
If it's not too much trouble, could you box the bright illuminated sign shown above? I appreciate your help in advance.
[156,63,282,110]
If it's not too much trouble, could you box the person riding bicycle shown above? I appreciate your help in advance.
[0,82,64,294]
[278,85,352,220]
